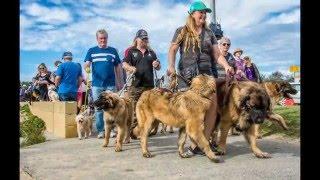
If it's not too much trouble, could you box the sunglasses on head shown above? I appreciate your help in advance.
[222,43,230,47]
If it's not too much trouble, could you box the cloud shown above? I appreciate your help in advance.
[20,0,300,80]
[266,9,300,24]
[22,3,72,25]
[20,0,188,54]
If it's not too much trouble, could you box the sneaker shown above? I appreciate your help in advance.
[187,146,205,156]
[210,142,219,152]
[110,129,117,138]
[97,132,105,139]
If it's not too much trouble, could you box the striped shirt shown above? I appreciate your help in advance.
[84,46,121,87]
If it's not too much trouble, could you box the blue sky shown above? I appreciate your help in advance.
[20,0,300,81]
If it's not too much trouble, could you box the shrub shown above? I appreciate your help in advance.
[20,105,46,146]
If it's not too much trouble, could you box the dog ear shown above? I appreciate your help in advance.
[266,112,289,130]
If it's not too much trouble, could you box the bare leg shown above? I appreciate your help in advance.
[190,94,218,150]
[204,93,218,140]
[186,121,221,163]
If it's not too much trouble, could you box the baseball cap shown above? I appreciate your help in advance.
[62,51,73,59]
[135,29,148,39]
[188,1,212,14]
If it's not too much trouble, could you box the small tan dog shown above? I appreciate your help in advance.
[75,107,94,140]
[47,84,60,102]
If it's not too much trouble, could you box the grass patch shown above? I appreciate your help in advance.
[20,104,46,147]
[260,105,300,138]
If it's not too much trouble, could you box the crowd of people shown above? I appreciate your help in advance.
[19,1,262,147]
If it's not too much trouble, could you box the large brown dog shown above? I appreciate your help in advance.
[262,81,297,107]
[94,92,133,152]
[216,80,289,158]
[229,80,297,137]
[135,74,221,162]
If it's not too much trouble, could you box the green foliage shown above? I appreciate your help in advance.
[20,105,46,147]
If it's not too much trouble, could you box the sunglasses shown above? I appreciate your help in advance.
[141,38,149,41]
[39,67,45,70]
[222,43,230,47]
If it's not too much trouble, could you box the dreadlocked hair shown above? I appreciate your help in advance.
[173,15,209,53]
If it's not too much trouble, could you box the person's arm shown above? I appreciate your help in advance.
[122,49,136,73]
[122,62,136,73]
[167,43,179,75]
[77,76,83,88]
[55,76,61,87]
[55,64,63,87]
[152,52,161,71]
[212,45,234,74]
[84,48,92,71]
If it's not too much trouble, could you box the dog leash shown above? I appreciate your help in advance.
[118,73,135,97]
[83,69,90,110]
[153,67,158,88]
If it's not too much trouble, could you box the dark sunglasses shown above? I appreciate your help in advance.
[222,43,230,47]
[142,38,149,41]
[39,67,45,70]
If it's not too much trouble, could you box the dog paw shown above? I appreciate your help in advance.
[179,151,193,158]
[115,146,122,152]
[102,143,108,147]
[208,155,223,163]
[169,130,174,133]
[160,130,165,134]
[143,152,152,158]
[214,147,226,156]
[78,137,83,140]
[254,152,272,158]
[85,136,88,139]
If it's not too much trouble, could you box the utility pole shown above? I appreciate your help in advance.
[203,0,223,40]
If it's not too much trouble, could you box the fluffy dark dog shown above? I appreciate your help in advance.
[94,91,133,152]
[215,80,288,158]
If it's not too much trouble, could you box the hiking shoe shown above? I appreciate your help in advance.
[187,146,205,156]
[97,132,105,139]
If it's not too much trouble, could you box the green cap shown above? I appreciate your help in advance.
[188,1,212,14]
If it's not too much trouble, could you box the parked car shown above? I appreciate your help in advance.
[290,82,300,104]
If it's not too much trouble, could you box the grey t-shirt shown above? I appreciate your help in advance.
[171,26,218,75]
[217,52,236,78]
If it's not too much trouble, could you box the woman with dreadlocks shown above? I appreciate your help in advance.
[167,1,234,155]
